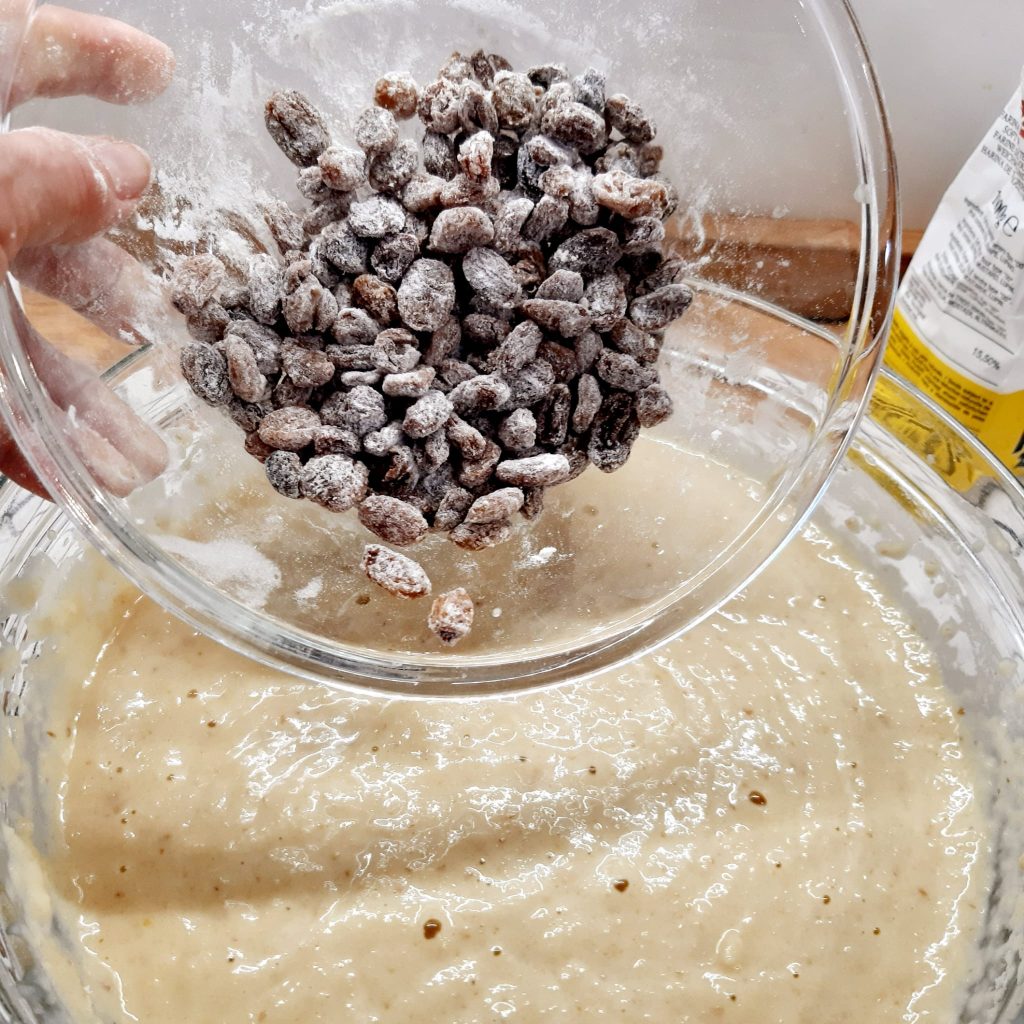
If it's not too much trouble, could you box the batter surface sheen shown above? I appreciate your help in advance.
[24,518,985,1023]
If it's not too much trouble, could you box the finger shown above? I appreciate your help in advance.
[14,237,177,347]
[0,419,50,498]
[0,396,146,499]
[63,411,153,497]
[0,319,168,500]
[0,128,151,272]
[9,4,174,108]
[25,327,168,486]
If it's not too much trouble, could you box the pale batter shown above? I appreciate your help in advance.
[19,516,987,1023]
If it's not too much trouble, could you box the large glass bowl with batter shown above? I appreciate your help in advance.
[0,0,898,692]
[0,369,1020,1019]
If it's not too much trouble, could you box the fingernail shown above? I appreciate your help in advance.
[89,140,152,201]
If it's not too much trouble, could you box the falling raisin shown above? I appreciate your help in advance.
[362,545,431,598]
[427,588,475,645]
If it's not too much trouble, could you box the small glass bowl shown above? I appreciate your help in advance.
[0,0,898,692]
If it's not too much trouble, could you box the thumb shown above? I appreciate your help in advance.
[1,300,169,499]
[0,128,151,273]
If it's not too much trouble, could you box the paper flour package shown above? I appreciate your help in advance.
[885,69,1024,477]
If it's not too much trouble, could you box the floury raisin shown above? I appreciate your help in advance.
[587,392,639,472]
[459,80,499,136]
[258,406,321,451]
[536,269,585,303]
[373,72,419,119]
[450,519,513,551]
[429,207,495,253]
[491,71,535,131]
[318,145,367,191]
[422,130,459,179]
[498,408,537,450]
[636,383,673,427]
[265,90,332,166]
[172,254,225,316]
[541,101,606,153]
[368,139,419,193]
[462,247,521,311]
[571,373,602,433]
[302,455,369,512]
[397,259,456,330]
[358,495,429,546]
[433,487,473,532]
[494,454,571,487]
[361,544,431,598]
[404,390,454,439]
[572,67,606,112]
[354,106,399,155]
[549,228,621,276]
[348,196,406,239]
[262,199,305,254]
[281,342,335,388]
[427,588,474,645]
[371,232,420,284]
[223,335,270,402]
[629,284,694,330]
[181,343,231,406]
[605,93,656,144]
[265,450,303,498]
[458,130,495,180]
[592,169,668,219]
[418,78,462,134]
[400,174,445,214]
[521,298,591,338]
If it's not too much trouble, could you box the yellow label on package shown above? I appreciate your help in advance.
[885,69,1024,478]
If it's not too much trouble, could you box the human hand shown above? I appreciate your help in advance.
[0,3,175,498]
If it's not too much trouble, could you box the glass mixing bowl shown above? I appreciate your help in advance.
[0,0,899,692]
[0,368,1020,1020]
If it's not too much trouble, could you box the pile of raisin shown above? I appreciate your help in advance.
[174,51,693,643]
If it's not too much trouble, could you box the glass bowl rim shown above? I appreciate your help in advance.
[0,0,900,695]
